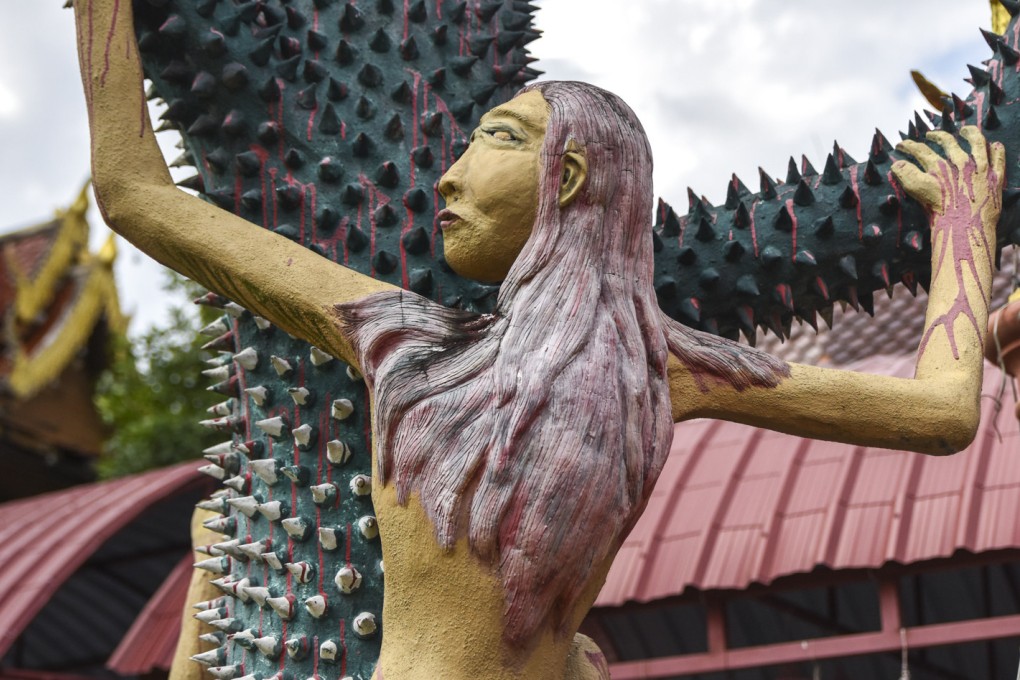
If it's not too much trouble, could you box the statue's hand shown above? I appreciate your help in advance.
[892,126,1006,250]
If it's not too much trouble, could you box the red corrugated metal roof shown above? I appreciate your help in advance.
[106,554,192,674]
[0,461,203,659]
[597,354,1020,607]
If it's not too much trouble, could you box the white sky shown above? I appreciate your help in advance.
[0,1,991,334]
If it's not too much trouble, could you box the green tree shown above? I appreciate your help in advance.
[95,270,220,478]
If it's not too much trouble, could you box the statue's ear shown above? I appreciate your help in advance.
[558,141,588,208]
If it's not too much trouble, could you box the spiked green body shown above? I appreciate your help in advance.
[132,0,1020,676]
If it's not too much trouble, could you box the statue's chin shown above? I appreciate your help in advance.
[442,247,507,285]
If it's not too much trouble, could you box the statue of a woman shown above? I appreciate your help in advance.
[75,0,1004,677]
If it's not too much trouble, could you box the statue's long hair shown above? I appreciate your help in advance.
[336,81,787,647]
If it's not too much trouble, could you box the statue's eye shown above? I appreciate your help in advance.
[489,129,516,142]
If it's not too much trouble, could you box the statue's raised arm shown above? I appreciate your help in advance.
[669,126,1005,456]
[73,0,394,366]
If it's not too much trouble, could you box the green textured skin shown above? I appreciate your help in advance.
[132,0,1020,676]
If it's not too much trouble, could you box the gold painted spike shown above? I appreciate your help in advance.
[992,0,1010,34]
[97,233,117,267]
[910,70,946,110]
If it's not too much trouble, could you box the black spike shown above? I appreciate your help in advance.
[870,129,892,163]
[723,240,745,262]
[471,84,499,105]
[235,152,261,177]
[392,81,413,104]
[370,28,391,52]
[785,157,801,185]
[879,194,900,216]
[821,154,842,185]
[404,188,429,212]
[761,246,783,268]
[449,1,469,23]
[1003,188,1020,208]
[451,101,474,123]
[1002,43,1020,65]
[240,189,263,211]
[258,75,281,101]
[319,103,342,135]
[699,268,720,290]
[220,63,248,91]
[384,114,404,141]
[279,36,302,59]
[902,230,924,253]
[304,60,328,83]
[724,175,749,209]
[734,202,751,230]
[952,93,973,119]
[196,0,217,18]
[409,268,434,296]
[400,36,419,61]
[336,40,357,65]
[408,0,428,22]
[497,31,525,53]
[160,61,193,85]
[378,0,396,13]
[355,95,376,119]
[262,4,286,25]
[421,112,444,137]
[373,250,399,274]
[221,110,246,137]
[800,155,818,177]
[662,206,681,237]
[1001,0,1019,15]
[287,6,308,28]
[318,206,340,231]
[207,188,235,210]
[981,28,1001,52]
[759,168,778,199]
[412,145,434,168]
[863,160,883,186]
[187,114,219,137]
[297,84,318,109]
[432,25,449,46]
[275,55,301,81]
[256,121,280,145]
[838,255,858,280]
[793,179,815,206]
[813,215,834,238]
[985,105,1001,130]
[477,0,502,22]
[735,274,760,297]
[358,63,383,88]
[276,184,302,210]
[695,218,716,242]
[342,183,365,206]
[340,2,365,31]
[469,36,494,57]
[451,56,478,76]
[402,226,430,254]
[376,161,400,188]
[794,250,817,268]
[862,223,883,244]
[374,203,399,227]
[990,79,1005,105]
[201,30,226,56]
[833,142,855,167]
[939,105,956,133]
[967,64,991,86]
[347,226,369,252]
[352,132,374,157]
[159,14,188,38]
[676,246,696,265]
[773,205,793,232]
[327,78,348,101]
[677,297,700,323]
[839,185,859,209]
[318,157,343,183]
[913,111,931,135]
[428,68,446,89]
[176,174,205,192]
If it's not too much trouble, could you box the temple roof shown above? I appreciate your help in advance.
[0,183,123,401]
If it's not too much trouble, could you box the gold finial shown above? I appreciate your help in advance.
[97,233,117,266]
[991,0,1010,34]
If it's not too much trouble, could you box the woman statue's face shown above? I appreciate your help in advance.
[436,90,550,283]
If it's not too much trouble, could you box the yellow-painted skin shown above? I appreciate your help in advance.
[73,0,1003,677]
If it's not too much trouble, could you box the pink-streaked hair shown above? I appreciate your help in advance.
[336,81,788,647]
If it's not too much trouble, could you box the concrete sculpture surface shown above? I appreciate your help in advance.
[72,0,1016,677]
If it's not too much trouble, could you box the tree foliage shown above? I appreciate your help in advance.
[95,271,219,479]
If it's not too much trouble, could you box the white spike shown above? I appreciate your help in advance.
[346,365,362,381]
[255,416,287,438]
[350,474,372,496]
[223,302,246,318]
[319,639,339,661]
[196,498,227,513]
[331,398,354,421]
[285,561,314,583]
[192,597,226,611]
[245,586,271,607]
[284,636,309,660]
[232,629,255,648]
[198,632,224,645]
[194,608,224,624]
[267,595,296,620]
[292,423,314,448]
[253,315,271,330]
[202,366,232,382]
[288,386,312,405]
[203,441,234,456]
[310,482,338,505]
[334,566,362,594]
[207,400,233,416]
[226,496,259,517]
[244,385,269,406]
[209,617,240,632]
[353,611,377,637]
[229,577,251,602]
[190,647,225,666]
[305,595,327,619]
[326,440,352,465]
[250,459,279,485]
[195,556,230,574]
[281,517,310,540]
[309,346,334,365]
[261,552,284,571]
[253,635,280,659]
[270,355,293,377]
[358,515,379,540]
[206,666,240,680]
[198,464,226,480]
[223,475,249,493]
[257,500,284,521]
[238,540,269,561]
[318,527,339,551]
[199,318,229,337]
[233,346,259,370]
[212,539,243,558]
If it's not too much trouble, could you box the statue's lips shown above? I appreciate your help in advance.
[436,209,461,230]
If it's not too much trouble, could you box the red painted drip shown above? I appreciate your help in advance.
[277,621,287,671]
[973,90,986,130]
[234,171,243,215]
[266,439,275,543]
[849,165,863,238]
[100,0,121,87]
[339,216,351,264]
[307,105,319,141]
[360,174,385,274]
[1013,22,1020,71]
[785,198,798,260]
[345,522,353,565]
[888,170,905,242]
[403,0,410,40]
[308,182,317,242]
[435,0,443,19]
[268,167,279,229]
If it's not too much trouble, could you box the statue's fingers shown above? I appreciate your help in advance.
[925,131,970,170]
[990,141,1007,185]
[895,139,944,172]
[891,160,942,208]
[958,126,989,172]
